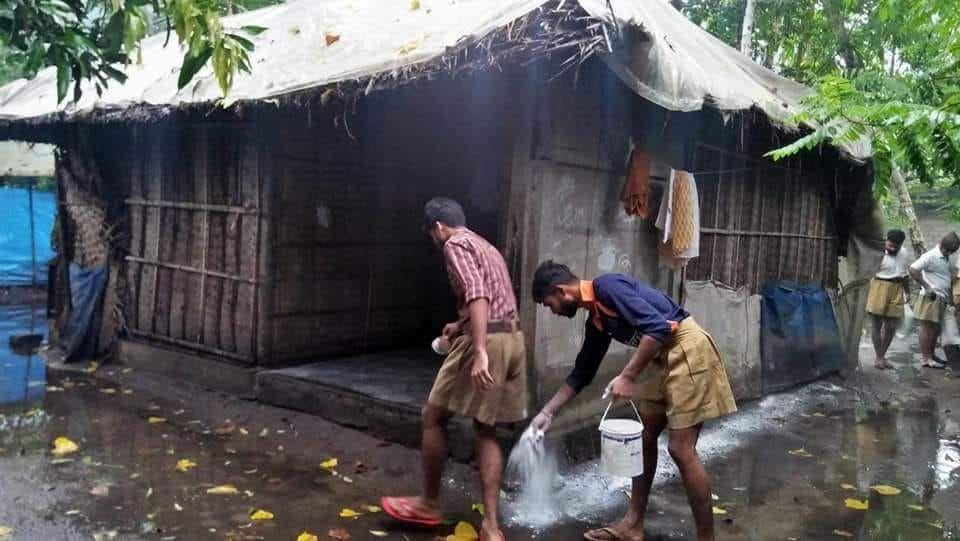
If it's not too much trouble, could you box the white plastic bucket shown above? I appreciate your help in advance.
[598,401,644,478]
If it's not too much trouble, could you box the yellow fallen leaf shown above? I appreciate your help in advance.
[84,361,100,373]
[398,42,419,55]
[46,386,64,392]
[148,417,167,424]
[320,458,338,470]
[122,389,133,395]
[100,388,117,395]
[324,32,340,46]
[840,483,856,490]
[175,458,197,472]
[712,506,727,515]
[51,437,79,456]
[239,427,249,435]
[206,484,239,495]
[369,531,388,538]
[339,508,362,519]
[908,504,924,511]
[845,498,869,510]
[471,503,484,515]
[812,412,826,417]
[297,532,319,541]
[410,0,420,10]
[833,530,854,537]
[454,522,478,540]
[0,525,13,539]
[174,503,183,511]
[250,509,274,521]
[788,448,813,458]
[871,484,901,496]
[362,505,381,513]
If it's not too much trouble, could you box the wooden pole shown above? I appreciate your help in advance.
[890,166,926,255]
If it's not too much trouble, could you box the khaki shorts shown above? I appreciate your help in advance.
[915,294,947,324]
[865,278,907,318]
[427,331,528,426]
[636,318,738,429]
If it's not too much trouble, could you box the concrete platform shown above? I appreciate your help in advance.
[117,339,258,398]
[256,349,480,459]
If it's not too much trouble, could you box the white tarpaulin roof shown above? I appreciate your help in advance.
[0,142,54,177]
[0,0,870,161]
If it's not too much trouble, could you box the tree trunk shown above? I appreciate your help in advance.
[740,0,756,57]
[890,166,926,255]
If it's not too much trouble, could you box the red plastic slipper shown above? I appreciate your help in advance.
[381,496,442,527]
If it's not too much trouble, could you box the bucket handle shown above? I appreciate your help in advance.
[599,400,642,429]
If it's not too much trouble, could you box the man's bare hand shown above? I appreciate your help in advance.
[442,321,463,340]
[471,349,495,391]
[608,374,636,401]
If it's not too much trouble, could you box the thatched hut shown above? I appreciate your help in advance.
[0,0,881,450]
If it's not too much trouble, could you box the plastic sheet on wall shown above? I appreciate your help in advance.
[0,187,55,286]
[60,263,107,362]
[760,281,846,394]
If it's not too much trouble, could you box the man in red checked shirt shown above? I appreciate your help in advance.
[383,197,526,541]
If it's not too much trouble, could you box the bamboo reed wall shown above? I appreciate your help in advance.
[687,142,839,293]
[124,125,263,364]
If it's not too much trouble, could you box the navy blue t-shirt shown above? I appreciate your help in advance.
[565,273,688,393]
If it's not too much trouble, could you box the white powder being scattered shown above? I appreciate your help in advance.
[504,426,562,528]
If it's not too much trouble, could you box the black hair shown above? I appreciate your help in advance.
[423,197,466,231]
[942,231,960,251]
[886,229,906,245]
[531,260,579,302]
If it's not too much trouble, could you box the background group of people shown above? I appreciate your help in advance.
[866,230,960,370]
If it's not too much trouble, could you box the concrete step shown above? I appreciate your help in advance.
[256,349,479,459]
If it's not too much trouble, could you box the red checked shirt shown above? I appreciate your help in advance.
[443,228,518,322]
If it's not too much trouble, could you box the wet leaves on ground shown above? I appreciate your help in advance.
[207,484,239,495]
[175,458,197,472]
[788,447,813,458]
[327,528,350,540]
[844,497,869,510]
[51,436,79,456]
[871,484,902,496]
[250,509,274,520]
[339,508,361,519]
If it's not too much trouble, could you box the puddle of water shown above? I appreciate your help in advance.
[0,304,47,405]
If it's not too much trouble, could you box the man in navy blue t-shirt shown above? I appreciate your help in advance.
[529,261,737,541]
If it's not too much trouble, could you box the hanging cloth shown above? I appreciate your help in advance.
[655,169,701,269]
[670,170,696,255]
[620,148,652,218]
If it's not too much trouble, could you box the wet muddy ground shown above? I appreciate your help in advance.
[1,308,958,540]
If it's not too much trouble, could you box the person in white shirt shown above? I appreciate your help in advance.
[909,232,960,369]
[865,230,910,369]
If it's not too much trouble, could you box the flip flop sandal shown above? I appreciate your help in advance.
[583,526,636,541]
[381,496,442,527]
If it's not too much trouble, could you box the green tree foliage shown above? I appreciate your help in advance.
[0,0,278,102]
[680,0,960,221]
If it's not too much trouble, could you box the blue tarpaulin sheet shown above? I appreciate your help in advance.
[0,187,55,286]
[760,281,845,394]
[60,263,107,362]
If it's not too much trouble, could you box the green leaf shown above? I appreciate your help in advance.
[102,64,128,83]
[177,44,212,90]
[56,61,70,103]
[240,25,268,35]
[226,33,255,52]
